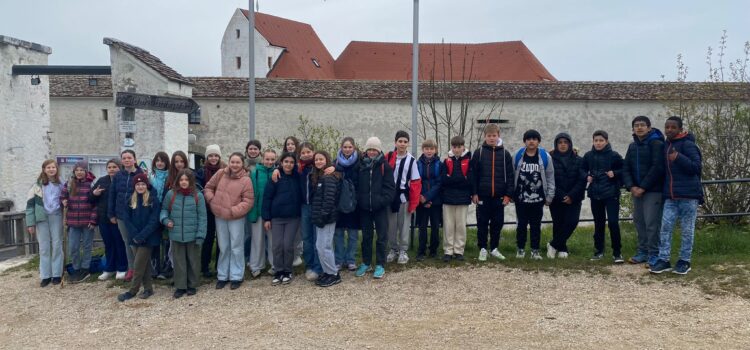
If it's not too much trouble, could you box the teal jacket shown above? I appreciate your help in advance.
[247,164,272,223]
[25,181,63,227]
[160,190,208,244]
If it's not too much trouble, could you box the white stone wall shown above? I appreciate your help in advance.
[50,97,119,156]
[221,9,284,78]
[0,38,51,212]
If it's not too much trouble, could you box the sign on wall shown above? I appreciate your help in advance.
[115,92,200,114]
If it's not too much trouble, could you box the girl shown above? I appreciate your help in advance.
[149,152,170,279]
[297,142,321,280]
[26,160,65,287]
[283,136,300,157]
[117,173,161,302]
[108,150,146,282]
[61,160,97,283]
[90,159,128,280]
[243,140,262,265]
[311,151,342,287]
[247,149,276,278]
[167,151,191,191]
[334,137,360,271]
[195,144,225,277]
[204,152,254,290]
[160,169,207,298]
[262,152,302,285]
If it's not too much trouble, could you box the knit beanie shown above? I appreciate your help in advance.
[205,144,222,158]
[364,137,383,153]
[133,173,150,187]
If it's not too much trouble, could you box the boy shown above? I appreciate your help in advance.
[513,130,555,260]
[385,131,422,264]
[547,133,586,259]
[441,136,473,262]
[471,124,515,261]
[582,130,625,263]
[247,149,276,278]
[622,116,665,266]
[416,139,442,261]
[650,117,703,275]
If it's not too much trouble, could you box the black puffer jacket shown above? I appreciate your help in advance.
[89,174,114,225]
[261,170,302,221]
[441,150,473,205]
[356,153,396,212]
[550,133,587,203]
[582,143,624,200]
[311,173,341,227]
[470,141,515,198]
[622,128,665,193]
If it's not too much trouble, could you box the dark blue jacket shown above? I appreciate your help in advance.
[623,128,665,193]
[262,170,302,220]
[123,193,161,247]
[440,150,473,205]
[335,156,360,229]
[417,154,443,206]
[299,163,314,205]
[108,167,145,220]
[664,132,703,201]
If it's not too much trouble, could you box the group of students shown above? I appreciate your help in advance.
[24,115,703,301]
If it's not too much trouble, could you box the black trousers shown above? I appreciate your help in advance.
[476,196,505,250]
[360,208,389,266]
[549,201,582,252]
[416,204,441,255]
[201,211,220,273]
[515,202,544,250]
[591,197,622,255]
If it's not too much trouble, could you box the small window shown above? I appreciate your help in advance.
[88,78,98,86]
[236,29,241,39]
[311,58,320,68]
[267,56,273,69]
[236,57,242,69]
[477,118,509,124]
[101,109,108,121]
[189,108,201,125]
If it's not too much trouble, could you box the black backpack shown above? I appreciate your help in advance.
[338,177,357,214]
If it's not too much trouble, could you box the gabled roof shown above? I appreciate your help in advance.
[240,10,336,79]
[103,37,192,85]
[335,41,556,81]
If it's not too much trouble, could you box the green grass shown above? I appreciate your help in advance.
[5,223,750,298]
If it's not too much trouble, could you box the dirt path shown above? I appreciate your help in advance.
[1,265,748,349]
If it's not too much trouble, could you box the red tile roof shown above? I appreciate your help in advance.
[241,10,336,79]
[334,41,556,81]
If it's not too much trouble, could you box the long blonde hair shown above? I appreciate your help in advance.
[129,189,152,209]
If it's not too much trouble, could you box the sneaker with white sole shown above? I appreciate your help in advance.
[98,271,115,281]
[516,249,525,259]
[490,248,506,260]
[547,243,557,259]
[531,250,543,260]
[397,251,409,264]
[304,270,319,281]
[478,248,488,261]
[386,250,397,263]
[115,271,127,280]
[292,256,303,267]
[557,251,569,259]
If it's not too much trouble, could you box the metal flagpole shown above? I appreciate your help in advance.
[411,0,419,155]
[248,0,256,139]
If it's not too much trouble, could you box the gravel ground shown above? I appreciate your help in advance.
[1,265,748,349]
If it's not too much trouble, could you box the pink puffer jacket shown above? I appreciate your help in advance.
[203,168,254,220]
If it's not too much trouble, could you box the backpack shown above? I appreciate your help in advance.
[337,177,357,214]
[168,191,199,211]
[514,147,549,169]
[445,157,470,177]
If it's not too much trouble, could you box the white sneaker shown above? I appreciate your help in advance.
[490,248,506,260]
[547,243,557,259]
[115,271,127,280]
[292,256,303,267]
[98,271,115,281]
[397,251,409,264]
[386,250,397,263]
[516,249,525,259]
[478,248,488,262]
[305,270,319,281]
[557,252,569,259]
[250,270,261,278]
[531,250,543,260]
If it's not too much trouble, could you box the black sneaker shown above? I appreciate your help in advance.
[672,260,692,275]
[174,289,187,299]
[202,271,215,278]
[590,252,604,261]
[186,288,197,296]
[613,255,625,264]
[78,269,91,282]
[442,254,452,262]
[454,254,465,261]
[281,273,292,284]
[272,273,283,286]
[51,277,62,285]
[216,280,229,289]
[138,289,154,299]
[67,270,81,283]
[416,253,426,262]
[650,260,672,274]
[117,291,135,302]
[40,278,51,287]
[315,273,328,286]
[320,273,341,287]
[230,280,242,290]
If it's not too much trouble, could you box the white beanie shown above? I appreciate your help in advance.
[205,144,222,158]
[364,137,382,153]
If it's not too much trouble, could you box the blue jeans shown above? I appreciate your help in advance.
[37,213,63,279]
[658,199,698,262]
[315,223,338,275]
[99,222,128,272]
[301,204,321,274]
[215,217,246,282]
[334,227,359,266]
[68,226,94,270]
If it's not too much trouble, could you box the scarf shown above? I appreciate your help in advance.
[204,161,222,182]
[178,187,193,196]
[151,169,168,199]
[361,152,383,170]
[337,149,358,167]
[298,157,314,173]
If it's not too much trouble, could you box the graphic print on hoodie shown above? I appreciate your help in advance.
[517,153,545,204]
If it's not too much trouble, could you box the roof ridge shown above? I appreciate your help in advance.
[103,37,192,85]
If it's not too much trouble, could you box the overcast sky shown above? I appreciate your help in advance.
[2,0,748,81]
